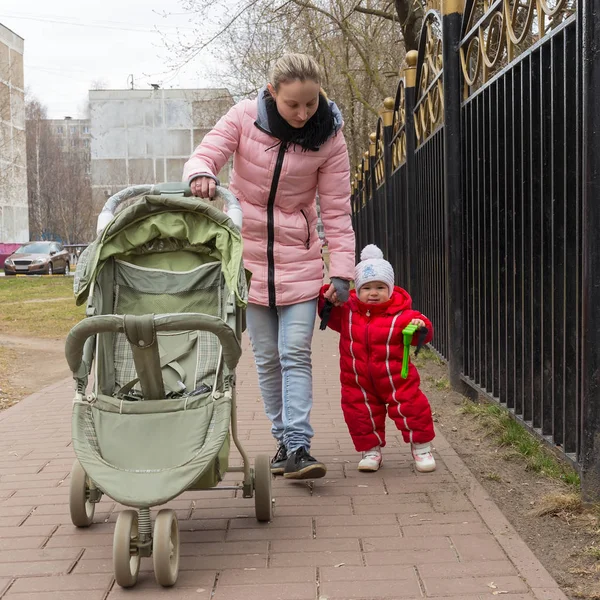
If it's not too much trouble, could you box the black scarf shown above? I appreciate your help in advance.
[264,90,336,151]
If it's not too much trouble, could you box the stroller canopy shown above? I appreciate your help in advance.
[74,194,248,308]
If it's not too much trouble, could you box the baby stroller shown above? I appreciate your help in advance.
[64,183,273,588]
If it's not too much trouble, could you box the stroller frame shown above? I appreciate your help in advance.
[65,184,273,588]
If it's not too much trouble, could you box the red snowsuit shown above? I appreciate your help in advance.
[319,285,435,452]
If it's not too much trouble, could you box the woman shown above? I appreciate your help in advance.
[183,53,355,480]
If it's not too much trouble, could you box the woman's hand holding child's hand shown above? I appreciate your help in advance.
[325,277,350,306]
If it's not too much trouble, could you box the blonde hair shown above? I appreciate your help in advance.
[270,53,322,91]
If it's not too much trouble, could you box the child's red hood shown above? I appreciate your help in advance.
[348,285,413,316]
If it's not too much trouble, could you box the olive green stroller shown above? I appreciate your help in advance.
[64,183,273,588]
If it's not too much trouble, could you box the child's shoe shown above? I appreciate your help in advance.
[358,446,382,472]
[411,443,436,472]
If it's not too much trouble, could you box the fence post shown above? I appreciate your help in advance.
[382,99,394,261]
[350,181,357,260]
[581,0,600,501]
[442,0,467,393]
[356,166,364,251]
[369,133,380,249]
[404,51,418,297]
[363,151,375,244]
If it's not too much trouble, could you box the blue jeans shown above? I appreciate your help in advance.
[246,299,317,452]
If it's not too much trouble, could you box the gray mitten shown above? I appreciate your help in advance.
[331,277,350,303]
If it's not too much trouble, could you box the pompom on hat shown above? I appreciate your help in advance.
[354,244,395,295]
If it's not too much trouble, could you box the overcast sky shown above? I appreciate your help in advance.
[0,1,219,119]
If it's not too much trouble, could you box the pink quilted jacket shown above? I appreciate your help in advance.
[182,90,355,307]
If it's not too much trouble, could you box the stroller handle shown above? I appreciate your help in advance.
[96,183,243,235]
[65,313,243,376]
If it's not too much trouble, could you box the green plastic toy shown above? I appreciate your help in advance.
[401,324,429,378]
[401,324,419,378]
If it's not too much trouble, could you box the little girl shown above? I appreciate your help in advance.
[319,245,436,472]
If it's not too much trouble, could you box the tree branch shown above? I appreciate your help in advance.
[353,5,396,21]
[289,0,387,97]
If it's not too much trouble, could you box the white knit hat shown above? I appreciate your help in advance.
[354,244,395,295]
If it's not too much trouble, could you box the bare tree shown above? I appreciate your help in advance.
[167,0,417,164]
[26,97,94,243]
[353,0,425,51]
[90,78,109,91]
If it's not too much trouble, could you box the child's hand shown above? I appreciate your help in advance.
[324,283,345,306]
[410,318,426,328]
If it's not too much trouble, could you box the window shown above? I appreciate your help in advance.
[84,139,90,148]
[71,139,77,147]
[56,126,63,134]
[83,126,90,134]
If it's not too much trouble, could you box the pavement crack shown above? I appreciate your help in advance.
[36,460,51,474]
[316,566,322,599]
[40,524,59,549]
[209,572,220,599]
[413,565,426,596]
[101,579,115,600]
[382,478,390,495]
[447,535,461,561]
[0,578,15,599]
[17,506,36,526]
[67,548,85,574]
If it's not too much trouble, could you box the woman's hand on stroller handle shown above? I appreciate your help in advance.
[96,182,243,236]
[190,176,216,199]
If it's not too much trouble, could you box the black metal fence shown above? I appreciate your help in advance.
[351,0,600,497]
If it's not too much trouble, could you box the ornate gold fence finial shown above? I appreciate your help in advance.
[381,98,394,127]
[363,150,370,170]
[405,51,418,87]
[369,132,377,157]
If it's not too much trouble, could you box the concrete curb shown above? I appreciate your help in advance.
[434,434,569,600]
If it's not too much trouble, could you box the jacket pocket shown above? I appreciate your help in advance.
[300,209,311,249]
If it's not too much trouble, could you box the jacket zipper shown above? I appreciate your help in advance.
[267,142,288,308]
[365,310,377,389]
[300,209,311,249]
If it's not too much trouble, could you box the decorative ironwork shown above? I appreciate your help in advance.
[350,0,598,487]
[392,82,407,169]
[414,11,445,147]
[373,122,386,188]
[356,165,365,207]
[460,0,575,96]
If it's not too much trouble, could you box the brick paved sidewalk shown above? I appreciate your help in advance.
[0,329,567,600]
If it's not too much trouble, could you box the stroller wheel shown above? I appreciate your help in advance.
[69,460,95,527]
[254,454,273,522]
[113,510,141,587]
[153,509,180,587]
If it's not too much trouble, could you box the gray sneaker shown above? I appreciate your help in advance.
[283,447,327,480]
[271,444,287,475]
